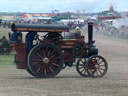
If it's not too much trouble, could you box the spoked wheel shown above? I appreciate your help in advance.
[76,58,90,77]
[1,43,11,55]
[86,55,108,78]
[28,43,63,78]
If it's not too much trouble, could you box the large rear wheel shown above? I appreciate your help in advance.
[28,43,64,78]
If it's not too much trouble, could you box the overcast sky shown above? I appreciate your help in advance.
[0,0,127,13]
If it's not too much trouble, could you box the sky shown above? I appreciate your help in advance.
[0,0,127,13]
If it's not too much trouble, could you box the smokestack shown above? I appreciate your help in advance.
[88,22,93,43]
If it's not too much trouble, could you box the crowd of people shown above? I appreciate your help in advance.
[94,20,128,39]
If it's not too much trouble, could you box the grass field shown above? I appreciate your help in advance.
[0,53,14,66]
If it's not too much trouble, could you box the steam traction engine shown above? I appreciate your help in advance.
[11,22,108,78]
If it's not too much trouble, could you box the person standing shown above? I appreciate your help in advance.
[26,31,36,53]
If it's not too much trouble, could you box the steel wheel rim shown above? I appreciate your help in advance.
[28,43,63,78]
[87,55,108,78]
[76,58,90,77]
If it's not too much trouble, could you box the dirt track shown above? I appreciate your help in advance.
[0,29,128,96]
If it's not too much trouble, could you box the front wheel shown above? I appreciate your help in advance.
[86,55,108,78]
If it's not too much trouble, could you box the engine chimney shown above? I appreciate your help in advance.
[88,22,93,44]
